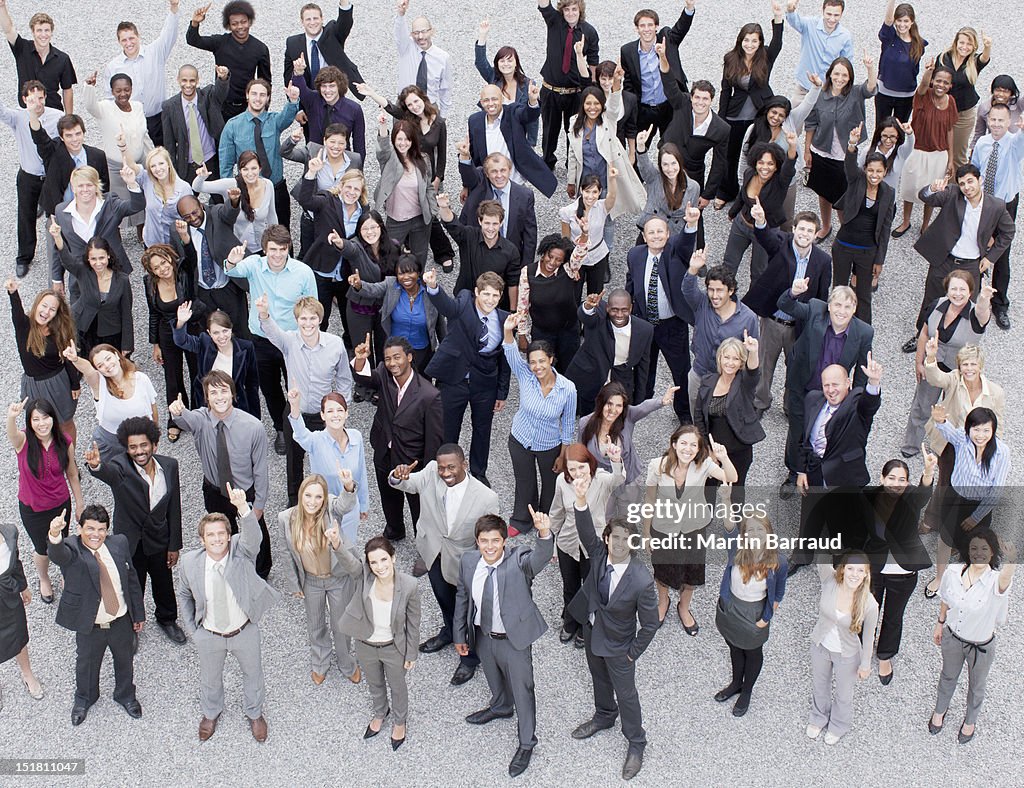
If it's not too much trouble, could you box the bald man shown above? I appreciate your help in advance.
[161,64,230,182]
[394,0,451,116]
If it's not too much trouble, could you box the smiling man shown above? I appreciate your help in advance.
[283,1,364,100]
[393,0,451,116]
[0,4,77,112]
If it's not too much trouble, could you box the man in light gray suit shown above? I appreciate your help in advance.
[389,443,499,686]
[176,483,281,743]
[454,511,553,779]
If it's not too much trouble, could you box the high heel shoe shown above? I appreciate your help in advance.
[928,712,945,735]
[21,676,44,700]
[391,735,406,751]
[363,708,390,739]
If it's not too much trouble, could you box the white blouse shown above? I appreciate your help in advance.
[96,373,158,435]
[368,580,394,643]
[940,564,1012,643]
[193,175,277,252]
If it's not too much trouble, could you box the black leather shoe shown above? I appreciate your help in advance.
[160,622,187,645]
[714,685,741,703]
[391,735,406,751]
[995,309,1011,330]
[465,707,513,725]
[928,713,944,735]
[274,430,287,455]
[901,336,918,354]
[787,561,807,578]
[16,261,29,278]
[732,697,750,717]
[573,632,585,648]
[382,529,406,542]
[571,718,615,739]
[419,634,452,654]
[363,708,390,739]
[508,747,533,778]
[622,748,644,781]
[957,724,975,744]
[450,664,476,686]
[411,558,428,578]
[120,699,143,719]
[879,667,894,686]
[71,706,88,726]
[558,626,574,643]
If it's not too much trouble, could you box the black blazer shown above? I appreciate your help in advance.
[468,104,557,198]
[660,72,730,200]
[695,367,766,446]
[718,21,784,117]
[0,523,28,607]
[90,454,183,557]
[160,78,230,178]
[171,327,261,419]
[566,304,653,414]
[800,387,880,486]
[743,225,831,320]
[835,147,895,266]
[620,9,694,96]
[48,533,145,634]
[295,176,361,275]
[32,124,110,215]
[625,230,697,324]
[359,364,443,469]
[914,184,1015,267]
[51,190,146,282]
[56,247,134,352]
[728,156,797,227]
[145,266,207,345]
[458,162,538,270]
[567,506,660,660]
[170,202,242,268]
[283,4,365,96]
[425,288,511,400]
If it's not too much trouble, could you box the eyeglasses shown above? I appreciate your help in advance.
[880,133,899,140]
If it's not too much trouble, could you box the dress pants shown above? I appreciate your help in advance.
[934,627,995,726]
[273,179,291,237]
[202,480,273,579]
[540,87,582,170]
[75,613,137,708]
[132,543,178,625]
[429,216,455,263]
[286,411,326,503]
[686,367,702,426]
[900,377,942,456]
[346,303,382,360]
[991,195,1016,310]
[916,255,980,330]
[645,316,692,424]
[316,274,350,333]
[719,119,754,203]
[146,112,164,147]
[723,216,769,283]
[250,335,287,431]
[476,628,538,749]
[874,93,914,128]
[922,444,955,530]
[387,215,431,267]
[374,454,421,540]
[531,325,580,374]
[16,169,45,269]
[198,282,250,339]
[556,546,591,634]
[426,554,479,667]
[755,316,795,412]
[808,641,859,738]
[584,623,646,747]
[299,212,316,260]
[157,320,198,432]
[636,101,673,143]
[194,623,265,720]
[440,373,498,479]
[508,434,560,531]
[832,243,877,324]
[355,640,410,723]
[783,386,807,473]
[870,571,918,660]
[303,573,356,678]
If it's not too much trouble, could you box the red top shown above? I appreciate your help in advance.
[16,431,72,512]
[911,92,959,152]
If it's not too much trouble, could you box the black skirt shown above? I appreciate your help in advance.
[806,152,848,206]
[0,587,29,663]
[651,526,707,589]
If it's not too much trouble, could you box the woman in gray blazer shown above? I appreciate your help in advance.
[337,535,420,751]
[633,130,700,237]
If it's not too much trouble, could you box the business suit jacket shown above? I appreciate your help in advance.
[283,139,363,180]
[171,202,242,269]
[800,387,881,486]
[914,184,1015,267]
[621,9,694,96]
[567,506,660,660]
[295,176,365,275]
[458,162,538,270]
[32,124,110,215]
[374,135,437,224]
[625,229,697,324]
[177,511,281,636]
[160,77,229,179]
[660,72,729,201]
[566,304,653,413]
[392,463,500,585]
[835,148,895,266]
[728,157,796,228]
[468,104,557,198]
[48,533,145,635]
[283,4,365,94]
[360,363,443,469]
[694,367,766,446]
[279,489,358,593]
[453,535,554,650]
[90,454,183,557]
[777,290,874,391]
[171,327,260,418]
[718,21,784,117]
[425,288,511,400]
[0,523,28,656]
[56,247,134,352]
[743,225,831,320]
[337,564,421,664]
[52,190,147,281]
[350,278,444,351]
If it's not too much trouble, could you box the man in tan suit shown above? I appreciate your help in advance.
[389,443,498,686]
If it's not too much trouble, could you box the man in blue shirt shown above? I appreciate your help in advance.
[785,0,853,101]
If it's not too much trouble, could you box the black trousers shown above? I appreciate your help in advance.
[273,179,291,239]
[75,613,137,708]
[146,112,164,147]
[79,326,123,360]
[316,275,350,334]
[221,100,246,121]
[540,87,582,170]
[198,281,250,339]
[531,325,580,375]
[184,156,221,200]
[286,411,325,502]
[646,316,692,424]
[412,346,434,377]
[874,93,914,129]
[16,169,45,268]
[508,434,560,531]
[557,546,591,634]
[250,335,287,431]
[426,554,479,667]
[991,195,1016,309]
[727,642,765,700]
[783,386,807,474]
[429,216,455,263]
[374,454,421,540]
[346,304,384,364]
[132,542,177,625]
[439,373,498,479]
[202,480,273,579]
[584,623,646,747]
[718,119,754,203]
[156,320,198,432]
[870,570,918,660]
[299,212,316,260]
[636,101,673,143]
[832,243,877,324]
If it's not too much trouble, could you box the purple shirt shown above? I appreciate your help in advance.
[295,78,366,158]
[810,324,848,390]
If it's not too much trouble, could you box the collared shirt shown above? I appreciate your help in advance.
[218,102,301,184]
[9,36,77,110]
[440,222,522,298]
[939,565,1012,643]
[101,11,181,115]
[181,95,217,162]
[811,324,849,389]
[971,132,1024,203]
[259,315,354,408]
[950,196,984,260]
[682,273,761,376]
[294,77,366,156]
[484,112,522,184]
[305,33,323,69]
[133,459,167,511]
[504,342,577,450]
[0,536,10,574]
[65,197,103,242]
[643,248,675,320]
[785,12,854,90]
[477,307,502,354]
[226,254,318,337]
[638,42,667,105]
[935,420,1011,522]
[692,112,712,137]
[316,155,353,192]
[288,419,369,515]
[774,242,811,321]
[394,15,452,117]
[0,100,62,174]
[172,407,270,510]
[443,475,470,536]
[611,321,631,367]
[472,552,506,631]
[189,214,229,290]
[203,552,248,634]
[92,543,127,624]
[605,559,629,599]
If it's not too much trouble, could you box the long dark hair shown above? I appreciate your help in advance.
[658,143,689,211]
[23,398,70,478]
[391,119,428,176]
[575,175,602,219]
[356,210,400,275]
[869,117,906,174]
[723,23,769,86]
[234,149,260,221]
[492,46,528,92]
[749,95,791,146]
[572,87,606,136]
[963,407,999,474]
[824,57,855,97]
[83,236,121,273]
[396,85,439,125]
[962,527,1002,571]
[581,382,631,447]
[892,4,925,62]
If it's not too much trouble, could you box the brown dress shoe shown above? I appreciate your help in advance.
[311,670,326,685]
[249,715,268,742]
[348,665,362,684]
[198,715,219,741]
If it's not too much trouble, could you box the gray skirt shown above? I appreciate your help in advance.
[715,594,770,650]
[21,370,78,424]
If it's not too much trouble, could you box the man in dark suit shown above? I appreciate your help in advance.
[423,270,510,487]
[458,153,538,274]
[455,512,554,778]
[352,335,443,542]
[47,505,145,726]
[743,204,832,413]
[567,484,660,782]
[777,283,873,496]
[84,417,186,645]
[620,2,694,142]
[161,64,229,183]
[567,289,653,416]
[283,1,364,99]
[467,83,557,199]
[625,216,697,424]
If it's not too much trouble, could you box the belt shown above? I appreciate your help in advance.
[769,315,796,327]
[640,101,668,108]
[207,620,250,638]
[950,255,980,264]
[360,639,395,648]
[487,631,508,640]
[542,81,581,95]
[94,613,126,630]
[947,626,993,668]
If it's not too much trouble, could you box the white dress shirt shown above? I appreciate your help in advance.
[134,459,167,510]
[0,537,10,574]
[472,553,506,631]
[93,543,127,624]
[643,250,675,320]
[203,552,249,633]
[692,112,712,137]
[484,112,523,184]
[101,11,181,116]
[940,565,1012,643]
[442,476,470,536]
[950,197,984,260]
[65,198,103,242]
[393,15,452,117]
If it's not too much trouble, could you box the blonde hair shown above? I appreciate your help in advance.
[70,165,102,191]
[329,169,368,206]
[735,515,780,583]
[289,474,330,557]
[956,343,984,371]
[834,554,872,634]
[716,337,748,374]
[945,28,981,84]
[144,147,180,204]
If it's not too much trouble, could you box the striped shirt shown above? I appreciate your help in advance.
[935,420,1011,521]
[503,342,577,450]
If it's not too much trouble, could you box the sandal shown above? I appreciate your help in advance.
[923,578,939,599]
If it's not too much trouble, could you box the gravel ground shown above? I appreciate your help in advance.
[1,1,1023,786]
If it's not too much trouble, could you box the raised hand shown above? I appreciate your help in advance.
[174,219,189,242]
[848,124,862,146]
[661,385,680,405]
[791,276,810,297]
[422,268,438,289]
[353,332,372,361]
[226,186,241,205]
[347,269,362,289]
[337,463,354,491]
[7,397,28,420]
[324,519,341,549]
[528,81,540,104]
[226,482,249,513]
[931,175,949,193]
[923,444,938,475]
[48,510,68,540]
[477,19,490,39]
[436,192,450,210]
[583,288,605,311]
[227,244,247,266]
[708,435,729,464]
[654,40,666,58]
[636,124,655,151]
[527,503,552,536]
[168,392,185,417]
[293,54,307,76]
[4,278,17,293]
[85,71,98,87]
[978,284,997,302]
[503,312,520,333]
[605,442,622,463]
[930,403,947,423]
[784,129,798,148]
[924,330,938,360]
[121,163,138,187]
[807,71,822,88]
[327,229,345,248]
[176,300,193,325]
[608,165,618,179]
[84,441,101,469]
[860,350,882,386]
[571,473,591,504]
[286,387,301,407]
[215,65,229,81]
[899,120,914,136]
[684,204,701,226]
[574,33,585,56]
[750,196,766,225]
[307,153,325,175]
[285,83,301,103]
[192,3,211,25]
[391,460,418,480]
[687,247,707,275]
[742,329,759,355]
[62,339,79,362]
[255,293,269,318]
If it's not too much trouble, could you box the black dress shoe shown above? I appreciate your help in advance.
[363,708,390,739]
[732,696,750,717]
[957,722,975,744]
[391,735,406,751]
[890,224,910,239]
[465,706,513,725]
[419,634,452,654]
[901,336,918,354]
[71,706,88,726]
[571,718,615,739]
[573,632,585,648]
[778,475,797,500]
[16,261,29,278]
[928,713,944,734]
[558,626,574,643]
[39,586,54,604]
[714,685,741,703]
[879,668,894,686]
[450,663,476,686]
[160,622,187,645]
[995,309,1011,330]
[120,699,143,719]
[622,748,644,781]
[508,747,533,778]
[274,430,287,455]
[787,561,807,578]
[382,529,406,542]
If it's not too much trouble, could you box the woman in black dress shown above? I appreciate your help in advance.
[0,521,45,705]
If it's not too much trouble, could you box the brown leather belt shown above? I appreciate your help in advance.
[209,621,250,638]
[542,81,581,95]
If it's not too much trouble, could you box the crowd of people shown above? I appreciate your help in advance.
[0,0,1019,780]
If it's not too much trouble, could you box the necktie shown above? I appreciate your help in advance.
[562,26,575,75]
[196,227,217,287]
[416,51,428,91]
[187,103,205,165]
[94,550,119,616]
[210,562,230,631]
[216,420,234,496]
[310,39,322,79]
[251,116,272,179]
[984,141,999,196]
[493,187,507,236]
[73,152,85,169]
[812,404,834,457]
[480,565,496,632]
[599,563,613,605]
[479,315,489,350]
[646,255,661,325]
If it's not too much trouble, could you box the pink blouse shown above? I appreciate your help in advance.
[16,432,72,511]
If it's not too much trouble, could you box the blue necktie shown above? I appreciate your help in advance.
[197,227,217,287]
[493,187,507,236]
[310,39,322,79]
